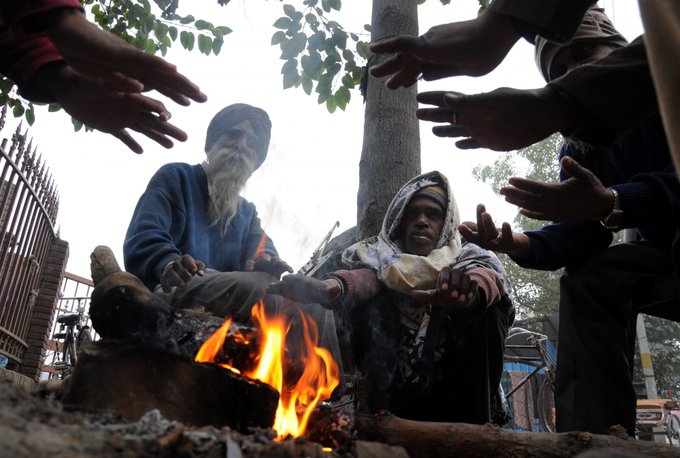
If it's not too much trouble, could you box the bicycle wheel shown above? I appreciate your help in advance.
[63,336,77,375]
[537,378,555,433]
[668,414,680,447]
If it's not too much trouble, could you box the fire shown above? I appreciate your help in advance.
[195,301,340,439]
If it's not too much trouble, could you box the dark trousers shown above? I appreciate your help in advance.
[350,295,513,424]
[555,241,673,435]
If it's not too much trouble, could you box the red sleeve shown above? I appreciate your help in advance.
[466,266,504,308]
[329,268,382,305]
[0,1,84,102]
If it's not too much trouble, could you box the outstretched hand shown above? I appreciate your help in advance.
[416,87,572,151]
[244,253,293,280]
[36,63,188,154]
[266,274,341,308]
[368,10,519,89]
[47,8,207,106]
[160,254,206,293]
[410,266,480,309]
[501,156,614,221]
[458,204,530,259]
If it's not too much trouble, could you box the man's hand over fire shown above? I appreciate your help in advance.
[244,253,293,279]
[459,203,531,259]
[160,254,206,293]
[266,274,341,308]
[410,267,480,309]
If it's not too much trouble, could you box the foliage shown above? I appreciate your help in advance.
[473,134,563,321]
[633,316,680,399]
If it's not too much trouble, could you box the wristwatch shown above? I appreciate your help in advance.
[602,187,624,231]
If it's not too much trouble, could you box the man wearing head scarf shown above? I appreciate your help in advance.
[124,103,293,321]
[268,171,514,424]
[460,10,679,436]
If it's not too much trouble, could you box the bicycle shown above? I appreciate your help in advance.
[52,298,92,379]
[503,327,557,433]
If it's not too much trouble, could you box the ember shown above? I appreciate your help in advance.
[195,301,340,439]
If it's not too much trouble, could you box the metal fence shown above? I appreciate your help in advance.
[0,105,66,378]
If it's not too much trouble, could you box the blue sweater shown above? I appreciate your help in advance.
[123,163,277,290]
[514,114,679,271]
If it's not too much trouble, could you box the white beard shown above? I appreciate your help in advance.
[203,146,255,238]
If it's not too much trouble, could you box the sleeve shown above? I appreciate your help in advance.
[123,168,186,289]
[513,221,613,271]
[0,0,84,102]
[549,37,658,145]
[324,268,382,310]
[488,0,595,43]
[466,266,505,307]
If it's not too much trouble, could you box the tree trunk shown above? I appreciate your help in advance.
[357,0,420,240]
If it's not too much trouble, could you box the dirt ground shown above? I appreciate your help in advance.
[0,378,408,458]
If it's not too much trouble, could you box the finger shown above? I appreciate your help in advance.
[416,90,449,106]
[431,125,469,138]
[369,35,421,55]
[458,223,478,243]
[506,176,556,194]
[422,64,462,80]
[111,130,143,154]
[103,72,144,92]
[518,208,551,221]
[265,282,284,295]
[455,138,483,150]
[385,69,420,90]
[501,222,514,242]
[410,289,436,303]
[560,156,592,180]
[416,107,455,123]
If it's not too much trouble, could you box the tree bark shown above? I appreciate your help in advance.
[357,0,421,240]
[355,412,680,458]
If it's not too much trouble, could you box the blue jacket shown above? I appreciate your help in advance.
[514,114,679,271]
[124,163,277,290]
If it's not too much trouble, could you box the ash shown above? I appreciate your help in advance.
[0,379,356,457]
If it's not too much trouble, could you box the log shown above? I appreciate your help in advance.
[62,340,279,432]
[355,412,680,458]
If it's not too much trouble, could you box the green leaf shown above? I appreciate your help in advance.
[301,75,313,95]
[195,19,213,31]
[280,33,306,60]
[212,36,224,55]
[25,106,35,125]
[145,38,156,53]
[72,118,83,132]
[169,26,178,41]
[282,67,300,89]
[198,34,212,55]
[12,103,24,118]
[305,13,319,26]
[179,14,195,25]
[336,86,350,110]
[321,0,331,13]
[214,26,232,37]
[273,17,293,30]
[301,52,323,77]
[283,4,297,18]
[180,30,195,51]
[48,103,61,112]
[271,31,286,45]
[325,94,337,113]
[356,41,370,59]
[331,0,341,11]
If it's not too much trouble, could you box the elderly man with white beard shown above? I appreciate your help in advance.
[123,103,294,322]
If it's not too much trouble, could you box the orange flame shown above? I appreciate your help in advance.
[195,301,340,439]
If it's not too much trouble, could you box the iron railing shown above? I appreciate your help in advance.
[0,105,62,371]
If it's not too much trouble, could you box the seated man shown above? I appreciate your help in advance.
[268,171,514,424]
[123,103,293,321]
[460,10,679,436]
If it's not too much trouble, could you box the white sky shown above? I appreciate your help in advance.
[2,0,643,279]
